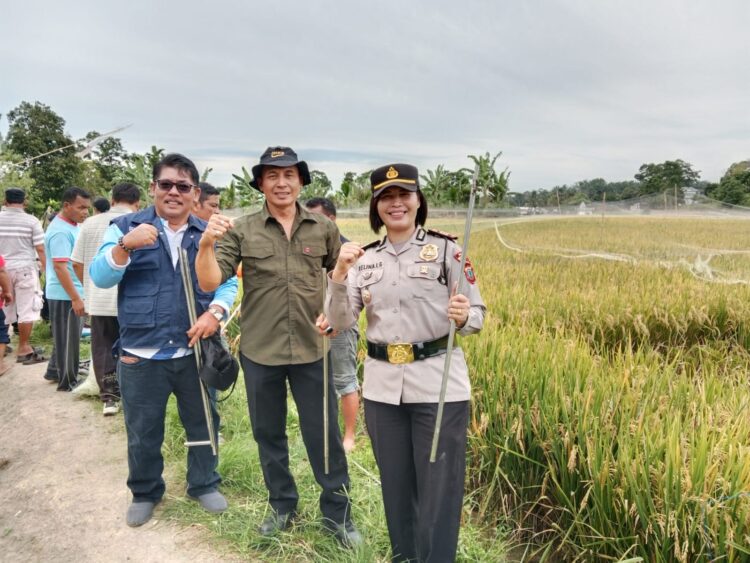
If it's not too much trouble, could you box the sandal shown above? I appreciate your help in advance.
[16,346,44,363]
[22,350,48,365]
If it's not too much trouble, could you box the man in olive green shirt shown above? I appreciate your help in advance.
[195,147,360,547]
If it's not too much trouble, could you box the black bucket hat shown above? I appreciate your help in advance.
[250,146,311,190]
[370,164,420,199]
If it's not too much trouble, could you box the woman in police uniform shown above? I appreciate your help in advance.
[326,163,486,562]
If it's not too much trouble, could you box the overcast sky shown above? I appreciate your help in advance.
[2,0,748,192]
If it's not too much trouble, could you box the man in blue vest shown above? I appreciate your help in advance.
[90,153,238,527]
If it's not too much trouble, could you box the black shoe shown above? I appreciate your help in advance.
[43,372,58,383]
[259,510,296,536]
[325,519,363,549]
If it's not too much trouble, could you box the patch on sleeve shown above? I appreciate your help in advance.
[453,251,477,284]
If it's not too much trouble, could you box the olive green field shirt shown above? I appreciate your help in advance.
[215,203,341,365]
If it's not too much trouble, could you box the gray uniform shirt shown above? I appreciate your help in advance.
[326,227,486,405]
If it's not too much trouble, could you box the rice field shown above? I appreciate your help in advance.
[162,215,750,561]
[462,216,750,561]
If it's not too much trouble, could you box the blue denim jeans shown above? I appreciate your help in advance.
[118,354,221,502]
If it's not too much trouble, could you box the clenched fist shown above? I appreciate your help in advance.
[331,242,364,282]
[200,214,234,246]
[122,224,159,250]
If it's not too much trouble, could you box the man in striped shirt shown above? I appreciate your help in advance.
[72,183,142,415]
[0,188,47,363]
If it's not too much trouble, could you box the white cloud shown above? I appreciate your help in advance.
[2,0,748,192]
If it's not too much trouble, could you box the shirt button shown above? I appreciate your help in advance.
[392,281,397,286]
[392,308,398,313]
[169,340,174,344]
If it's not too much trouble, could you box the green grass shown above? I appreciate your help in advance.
[160,375,509,561]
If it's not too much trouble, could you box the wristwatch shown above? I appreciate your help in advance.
[208,306,224,322]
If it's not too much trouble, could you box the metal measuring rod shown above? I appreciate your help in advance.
[178,247,218,456]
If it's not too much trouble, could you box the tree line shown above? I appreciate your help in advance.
[2,101,749,215]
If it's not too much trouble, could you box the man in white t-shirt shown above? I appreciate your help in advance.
[0,188,47,363]
[72,183,141,415]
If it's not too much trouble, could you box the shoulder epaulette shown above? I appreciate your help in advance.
[361,238,384,251]
[426,228,458,241]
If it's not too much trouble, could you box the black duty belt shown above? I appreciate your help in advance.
[367,336,450,364]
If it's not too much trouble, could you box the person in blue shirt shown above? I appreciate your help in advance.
[43,187,91,391]
[90,153,237,527]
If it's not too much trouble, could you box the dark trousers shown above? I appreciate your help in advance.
[90,315,120,402]
[240,354,351,524]
[365,399,469,563]
[45,299,81,391]
[118,354,221,502]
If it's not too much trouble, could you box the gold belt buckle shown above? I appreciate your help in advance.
[387,343,414,364]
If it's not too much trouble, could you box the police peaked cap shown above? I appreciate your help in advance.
[370,164,420,199]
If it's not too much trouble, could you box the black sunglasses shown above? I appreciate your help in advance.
[155,180,195,193]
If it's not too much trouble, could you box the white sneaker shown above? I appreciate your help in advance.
[103,400,120,416]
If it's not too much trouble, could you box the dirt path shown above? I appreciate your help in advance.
[0,359,231,562]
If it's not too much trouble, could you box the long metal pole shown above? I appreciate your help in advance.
[321,268,330,474]
[179,248,218,456]
[430,164,480,463]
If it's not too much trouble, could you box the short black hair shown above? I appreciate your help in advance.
[198,182,220,203]
[93,197,110,213]
[369,190,428,234]
[5,188,25,204]
[61,186,91,204]
[112,182,141,205]
[152,153,200,185]
[305,197,337,218]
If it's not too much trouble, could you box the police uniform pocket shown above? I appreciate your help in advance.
[356,268,383,307]
[406,264,445,300]
[357,269,383,288]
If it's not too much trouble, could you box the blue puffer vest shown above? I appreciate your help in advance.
[111,206,213,350]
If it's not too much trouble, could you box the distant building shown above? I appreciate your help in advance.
[683,187,698,205]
